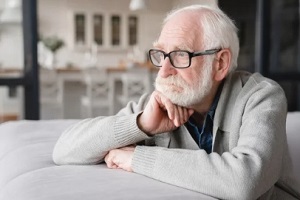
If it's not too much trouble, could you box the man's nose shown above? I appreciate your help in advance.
[158,57,177,78]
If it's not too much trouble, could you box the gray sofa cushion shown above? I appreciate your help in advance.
[0,112,299,200]
[0,120,216,200]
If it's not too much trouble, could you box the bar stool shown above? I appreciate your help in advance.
[80,68,112,117]
[117,67,152,107]
[39,68,64,119]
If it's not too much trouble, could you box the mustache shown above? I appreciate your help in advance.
[155,75,189,88]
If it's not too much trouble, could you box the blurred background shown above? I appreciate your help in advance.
[0,0,299,122]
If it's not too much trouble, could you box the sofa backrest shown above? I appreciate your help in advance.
[286,112,300,183]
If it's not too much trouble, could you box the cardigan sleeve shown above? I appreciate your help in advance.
[52,94,151,165]
[132,80,288,200]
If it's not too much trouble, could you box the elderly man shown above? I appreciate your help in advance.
[53,5,300,200]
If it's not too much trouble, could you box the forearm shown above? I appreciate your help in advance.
[53,113,150,165]
[132,144,281,200]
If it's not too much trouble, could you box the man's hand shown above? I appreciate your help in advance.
[137,91,194,135]
[104,146,135,172]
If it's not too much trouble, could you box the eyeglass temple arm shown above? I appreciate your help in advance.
[205,48,221,54]
[195,48,222,56]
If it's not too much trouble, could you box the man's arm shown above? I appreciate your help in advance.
[107,83,288,200]
[134,85,287,200]
[52,94,151,165]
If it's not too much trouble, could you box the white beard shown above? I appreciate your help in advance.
[155,58,213,107]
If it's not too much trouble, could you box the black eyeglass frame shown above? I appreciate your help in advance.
[148,48,222,69]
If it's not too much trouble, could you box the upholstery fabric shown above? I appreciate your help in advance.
[0,120,216,200]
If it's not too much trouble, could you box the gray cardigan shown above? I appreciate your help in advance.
[53,71,300,200]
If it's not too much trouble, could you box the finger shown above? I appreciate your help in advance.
[104,152,110,164]
[188,109,194,116]
[154,92,175,120]
[163,98,176,121]
[173,105,181,127]
[110,163,119,169]
[179,106,187,125]
[105,150,119,169]
[104,152,114,168]
[175,106,182,126]
[120,146,135,151]
[184,108,193,123]
[181,107,188,124]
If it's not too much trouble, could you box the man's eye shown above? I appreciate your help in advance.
[177,52,186,57]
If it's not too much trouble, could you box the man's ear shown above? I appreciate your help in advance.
[213,49,231,81]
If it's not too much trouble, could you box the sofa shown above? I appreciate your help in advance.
[286,112,300,183]
[0,112,299,200]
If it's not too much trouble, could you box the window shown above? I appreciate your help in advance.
[75,14,86,45]
[128,16,138,45]
[111,15,121,46]
[93,14,103,45]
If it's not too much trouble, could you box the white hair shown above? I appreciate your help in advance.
[163,5,240,73]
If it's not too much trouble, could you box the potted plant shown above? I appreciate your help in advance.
[42,36,64,53]
[41,36,65,68]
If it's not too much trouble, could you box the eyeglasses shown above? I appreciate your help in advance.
[148,48,221,69]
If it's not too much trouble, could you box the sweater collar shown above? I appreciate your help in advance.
[213,72,243,133]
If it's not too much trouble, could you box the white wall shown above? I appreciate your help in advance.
[0,0,217,69]
[0,25,23,68]
[37,0,176,68]
[0,0,23,68]
[0,0,216,117]
[172,0,217,8]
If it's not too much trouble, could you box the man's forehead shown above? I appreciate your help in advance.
[154,32,200,51]
[153,41,193,52]
[155,17,202,51]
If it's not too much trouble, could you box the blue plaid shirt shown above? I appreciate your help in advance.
[185,85,222,154]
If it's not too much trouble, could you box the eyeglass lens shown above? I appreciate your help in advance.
[150,50,190,68]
